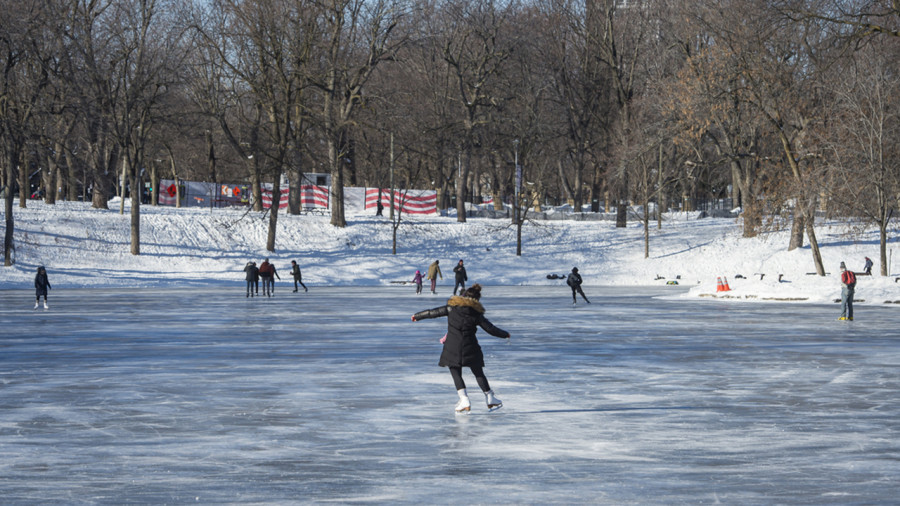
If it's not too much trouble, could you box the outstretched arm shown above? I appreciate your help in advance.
[411,305,449,322]
[478,315,510,339]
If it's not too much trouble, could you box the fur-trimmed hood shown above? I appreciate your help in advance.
[447,295,485,313]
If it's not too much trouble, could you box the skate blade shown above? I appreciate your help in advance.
[487,404,503,412]
[455,407,471,414]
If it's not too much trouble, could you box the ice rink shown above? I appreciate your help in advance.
[1,285,898,504]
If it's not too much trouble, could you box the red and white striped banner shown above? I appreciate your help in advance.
[365,188,437,215]
[301,185,329,209]
[261,187,290,209]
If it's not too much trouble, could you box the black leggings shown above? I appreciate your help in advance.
[571,285,589,302]
[449,366,491,392]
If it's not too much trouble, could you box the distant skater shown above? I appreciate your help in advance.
[34,266,51,309]
[864,256,873,276]
[411,284,510,413]
[290,260,308,292]
[244,261,259,297]
[427,260,443,294]
[839,261,856,321]
[259,258,280,297]
[412,270,424,295]
[452,259,467,295]
[567,267,590,304]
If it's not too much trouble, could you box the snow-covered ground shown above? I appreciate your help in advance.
[3,199,900,307]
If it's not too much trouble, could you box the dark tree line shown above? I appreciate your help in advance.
[2,0,899,272]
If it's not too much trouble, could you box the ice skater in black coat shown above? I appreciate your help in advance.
[412,284,510,413]
[244,261,259,297]
[34,266,51,309]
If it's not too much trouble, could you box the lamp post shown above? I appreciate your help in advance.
[513,139,520,224]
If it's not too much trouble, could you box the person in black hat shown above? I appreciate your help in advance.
[34,266,51,309]
[452,259,467,295]
[290,260,308,292]
[566,267,590,305]
[244,261,259,297]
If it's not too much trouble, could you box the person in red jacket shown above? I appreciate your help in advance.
[839,261,856,321]
[411,284,510,413]
[258,258,280,297]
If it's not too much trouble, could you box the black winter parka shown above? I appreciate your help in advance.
[414,296,509,368]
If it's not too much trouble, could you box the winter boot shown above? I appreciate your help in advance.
[455,388,471,413]
[484,390,502,411]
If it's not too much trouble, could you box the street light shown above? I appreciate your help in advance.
[513,139,520,223]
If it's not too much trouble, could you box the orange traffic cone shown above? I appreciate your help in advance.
[716,277,725,292]
[722,277,731,291]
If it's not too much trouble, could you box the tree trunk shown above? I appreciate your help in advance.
[150,162,158,206]
[18,148,29,208]
[65,149,79,201]
[788,206,805,251]
[643,194,650,259]
[3,149,17,266]
[616,198,627,228]
[288,167,301,215]
[328,135,346,227]
[805,216,824,276]
[266,171,280,252]
[130,165,141,255]
[455,149,469,223]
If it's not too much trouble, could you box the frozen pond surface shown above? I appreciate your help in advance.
[1,285,898,504]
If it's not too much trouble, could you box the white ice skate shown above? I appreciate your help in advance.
[484,390,502,411]
[43,301,49,309]
[455,388,471,414]
[34,301,39,309]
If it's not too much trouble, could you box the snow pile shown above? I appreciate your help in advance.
[2,200,899,306]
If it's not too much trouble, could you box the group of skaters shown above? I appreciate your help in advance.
[411,259,471,296]
[243,258,308,297]
[412,258,590,305]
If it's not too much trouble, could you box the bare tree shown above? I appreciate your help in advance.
[783,0,900,39]
[823,40,900,276]
[1,0,54,265]
[312,0,408,228]
[439,0,514,223]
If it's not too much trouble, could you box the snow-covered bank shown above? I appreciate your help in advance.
[2,200,899,306]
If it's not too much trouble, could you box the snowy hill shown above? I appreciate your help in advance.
[3,199,900,307]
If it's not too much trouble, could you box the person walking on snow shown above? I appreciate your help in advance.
[244,261,259,297]
[839,261,856,321]
[864,256,873,276]
[412,270,424,294]
[290,260,308,292]
[411,284,510,413]
[427,260,443,294]
[34,266,51,309]
[567,267,590,304]
[452,259,467,295]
